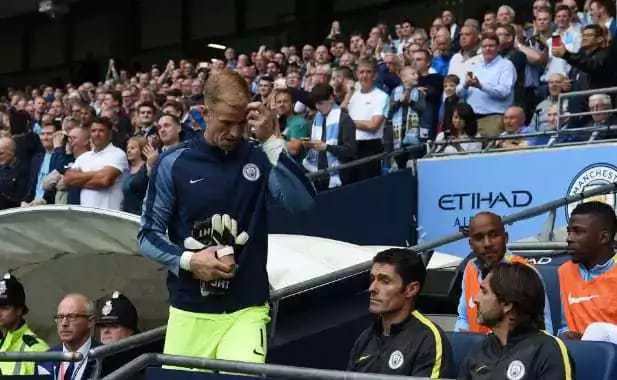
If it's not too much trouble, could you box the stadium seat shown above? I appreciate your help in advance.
[445,332,485,371]
[531,253,571,335]
[564,339,617,380]
[447,332,617,380]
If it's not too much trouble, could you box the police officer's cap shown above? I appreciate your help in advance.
[0,273,28,313]
[97,291,138,332]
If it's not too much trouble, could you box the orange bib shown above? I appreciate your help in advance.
[558,258,617,334]
[463,255,528,333]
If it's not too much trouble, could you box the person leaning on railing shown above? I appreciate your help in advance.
[434,103,482,153]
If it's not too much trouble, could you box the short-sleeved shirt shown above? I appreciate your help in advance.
[348,87,389,141]
[282,115,311,140]
[73,143,128,210]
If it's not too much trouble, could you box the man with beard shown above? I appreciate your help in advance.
[455,212,553,333]
[558,201,617,343]
[348,249,454,378]
[459,263,574,380]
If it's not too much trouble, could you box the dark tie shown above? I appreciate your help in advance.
[64,362,75,380]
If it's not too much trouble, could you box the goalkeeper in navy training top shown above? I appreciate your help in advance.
[138,69,315,364]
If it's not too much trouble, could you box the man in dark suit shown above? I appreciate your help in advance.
[40,294,101,380]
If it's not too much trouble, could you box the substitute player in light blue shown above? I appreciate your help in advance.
[138,69,315,364]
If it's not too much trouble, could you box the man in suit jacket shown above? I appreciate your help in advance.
[23,122,60,206]
[40,294,101,380]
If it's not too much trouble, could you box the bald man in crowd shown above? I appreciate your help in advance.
[41,294,101,380]
[496,106,533,149]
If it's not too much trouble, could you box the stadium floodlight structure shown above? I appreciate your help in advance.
[38,0,70,19]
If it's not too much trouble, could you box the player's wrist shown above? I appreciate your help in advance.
[180,251,195,271]
[216,246,234,258]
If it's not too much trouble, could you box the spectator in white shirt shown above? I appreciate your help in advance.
[457,32,517,137]
[448,25,480,83]
[347,57,389,182]
[63,117,128,210]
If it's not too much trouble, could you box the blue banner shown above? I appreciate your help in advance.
[417,143,617,257]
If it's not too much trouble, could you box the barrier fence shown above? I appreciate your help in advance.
[100,353,424,380]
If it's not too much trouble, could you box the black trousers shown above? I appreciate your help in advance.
[353,139,383,183]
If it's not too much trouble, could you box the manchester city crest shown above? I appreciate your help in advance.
[242,163,261,182]
[388,350,404,370]
[506,360,526,380]
[566,164,617,221]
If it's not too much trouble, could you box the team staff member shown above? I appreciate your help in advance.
[138,69,315,364]
[459,262,574,380]
[558,202,617,343]
[455,212,553,333]
[0,274,48,375]
[348,249,454,378]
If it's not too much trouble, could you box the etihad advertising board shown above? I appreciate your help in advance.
[417,143,617,257]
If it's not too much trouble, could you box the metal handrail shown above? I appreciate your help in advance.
[100,353,427,380]
[269,181,617,302]
[429,125,617,146]
[427,137,617,157]
[557,86,617,121]
[306,143,425,179]
[89,326,167,379]
[0,351,83,362]
[507,242,568,251]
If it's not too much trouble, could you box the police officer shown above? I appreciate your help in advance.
[138,69,314,363]
[348,249,454,378]
[459,262,574,379]
[0,273,49,375]
[97,291,139,345]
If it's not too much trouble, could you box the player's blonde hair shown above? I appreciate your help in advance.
[204,69,250,111]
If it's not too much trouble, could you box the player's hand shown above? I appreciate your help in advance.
[189,246,235,282]
[247,102,279,142]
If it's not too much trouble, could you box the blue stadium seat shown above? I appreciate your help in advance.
[525,253,571,334]
[534,262,563,335]
[447,332,617,380]
[564,339,617,380]
[445,332,485,372]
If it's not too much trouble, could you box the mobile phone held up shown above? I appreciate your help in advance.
[552,34,562,48]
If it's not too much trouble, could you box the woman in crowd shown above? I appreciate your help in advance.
[121,136,148,215]
[435,103,482,153]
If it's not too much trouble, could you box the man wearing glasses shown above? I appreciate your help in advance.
[40,293,100,380]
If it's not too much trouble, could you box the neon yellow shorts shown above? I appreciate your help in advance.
[163,304,270,367]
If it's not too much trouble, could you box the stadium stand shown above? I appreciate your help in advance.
[1,0,617,378]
